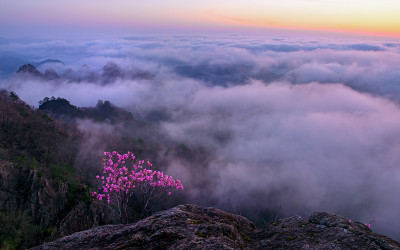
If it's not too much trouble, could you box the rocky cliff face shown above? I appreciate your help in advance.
[31,204,400,250]
[0,159,67,229]
[0,159,110,242]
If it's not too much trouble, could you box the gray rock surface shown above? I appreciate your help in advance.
[31,204,400,250]
[253,212,400,249]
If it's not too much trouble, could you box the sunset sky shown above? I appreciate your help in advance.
[1,0,400,37]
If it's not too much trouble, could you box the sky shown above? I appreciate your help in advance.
[1,0,400,37]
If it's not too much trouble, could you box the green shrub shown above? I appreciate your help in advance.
[11,156,39,169]
[50,164,65,180]
[0,210,40,249]
[42,114,53,122]
[50,162,74,181]
[66,180,79,205]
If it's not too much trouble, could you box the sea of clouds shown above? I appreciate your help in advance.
[1,34,400,238]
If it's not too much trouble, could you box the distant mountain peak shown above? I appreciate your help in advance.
[33,59,64,67]
[15,62,61,80]
[43,68,60,80]
[16,64,43,77]
[39,97,134,124]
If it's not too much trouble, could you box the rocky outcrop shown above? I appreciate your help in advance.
[32,204,254,249]
[31,204,400,250]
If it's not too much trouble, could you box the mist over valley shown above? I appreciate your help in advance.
[1,34,400,242]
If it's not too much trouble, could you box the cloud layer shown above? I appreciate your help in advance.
[2,34,400,239]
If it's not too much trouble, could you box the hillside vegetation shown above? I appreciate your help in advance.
[0,90,165,249]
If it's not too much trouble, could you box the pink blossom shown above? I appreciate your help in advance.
[92,151,184,222]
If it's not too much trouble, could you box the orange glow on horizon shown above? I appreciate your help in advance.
[1,0,400,38]
[221,19,400,38]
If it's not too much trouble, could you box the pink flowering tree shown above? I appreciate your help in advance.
[92,151,183,223]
